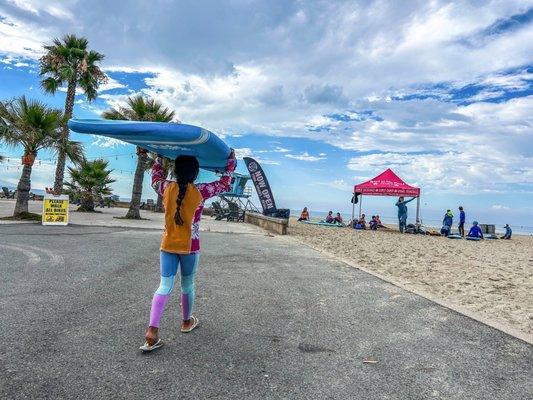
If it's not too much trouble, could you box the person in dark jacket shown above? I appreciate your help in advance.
[441,210,453,237]
[458,206,465,237]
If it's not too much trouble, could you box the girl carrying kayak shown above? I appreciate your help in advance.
[140,151,236,352]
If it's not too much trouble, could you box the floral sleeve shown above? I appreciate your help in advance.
[151,157,172,196]
[196,158,236,200]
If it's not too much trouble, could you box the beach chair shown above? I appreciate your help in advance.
[2,187,15,199]
[212,201,230,220]
[146,199,155,211]
[227,202,245,222]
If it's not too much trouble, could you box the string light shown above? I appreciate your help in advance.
[1,151,137,163]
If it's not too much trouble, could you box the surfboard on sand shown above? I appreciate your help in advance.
[68,119,231,172]
[301,220,344,227]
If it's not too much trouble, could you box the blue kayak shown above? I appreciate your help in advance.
[68,119,231,172]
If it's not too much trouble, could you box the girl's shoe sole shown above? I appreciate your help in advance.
[139,338,163,352]
[181,316,199,333]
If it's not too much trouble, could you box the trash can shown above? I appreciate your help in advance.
[479,224,495,234]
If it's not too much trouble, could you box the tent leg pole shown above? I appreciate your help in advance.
[351,192,355,225]
[416,196,421,226]
[359,195,362,219]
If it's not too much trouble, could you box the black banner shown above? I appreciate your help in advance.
[243,157,277,215]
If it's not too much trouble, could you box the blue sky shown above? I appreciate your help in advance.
[0,0,532,227]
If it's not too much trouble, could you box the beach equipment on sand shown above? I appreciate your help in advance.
[68,119,230,172]
[301,220,344,227]
[447,234,463,239]
[352,168,421,227]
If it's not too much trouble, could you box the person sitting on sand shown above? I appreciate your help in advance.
[334,212,343,224]
[467,221,484,239]
[369,216,378,230]
[298,207,310,221]
[501,224,512,240]
[375,215,386,228]
[395,196,416,233]
[325,211,334,223]
[441,210,453,237]
[359,213,367,229]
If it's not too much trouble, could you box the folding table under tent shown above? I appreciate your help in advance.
[352,168,421,226]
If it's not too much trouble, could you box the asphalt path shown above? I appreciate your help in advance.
[1,224,531,399]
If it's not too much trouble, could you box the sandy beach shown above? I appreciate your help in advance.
[289,219,533,337]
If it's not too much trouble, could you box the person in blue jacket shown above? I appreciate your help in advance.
[501,224,512,239]
[395,196,416,233]
[441,209,453,237]
[458,206,465,237]
[467,221,484,239]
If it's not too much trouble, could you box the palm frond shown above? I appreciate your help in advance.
[39,34,107,102]
[0,96,64,154]
[102,94,176,122]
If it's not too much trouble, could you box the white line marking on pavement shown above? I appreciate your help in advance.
[0,244,41,265]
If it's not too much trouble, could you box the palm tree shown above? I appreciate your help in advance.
[102,95,176,219]
[40,34,107,193]
[0,97,83,217]
[145,154,174,212]
[64,159,115,212]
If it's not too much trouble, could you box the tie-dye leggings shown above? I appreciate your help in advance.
[149,251,199,328]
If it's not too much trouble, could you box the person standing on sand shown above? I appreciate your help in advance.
[458,206,466,237]
[140,151,236,352]
[395,196,416,233]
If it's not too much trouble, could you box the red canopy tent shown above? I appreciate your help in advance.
[352,168,421,225]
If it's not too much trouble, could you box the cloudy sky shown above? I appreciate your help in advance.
[0,0,532,227]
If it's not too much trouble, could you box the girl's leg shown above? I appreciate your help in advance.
[178,253,200,321]
[149,251,179,328]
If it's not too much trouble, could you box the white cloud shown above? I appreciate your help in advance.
[0,0,532,197]
[315,179,352,191]
[347,150,533,193]
[285,152,326,162]
[491,204,510,210]
[91,136,128,148]
[233,147,280,165]
[98,76,126,92]
[233,147,253,159]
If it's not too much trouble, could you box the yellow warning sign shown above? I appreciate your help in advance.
[42,194,69,225]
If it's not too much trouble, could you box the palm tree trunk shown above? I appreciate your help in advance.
[155,193,163,212]
[125,151,148,219]
[53,79,77,193]
[14,164,33,216]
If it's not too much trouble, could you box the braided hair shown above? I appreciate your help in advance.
[173,155,200,225]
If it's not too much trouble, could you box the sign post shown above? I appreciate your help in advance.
[42,194,69,226]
